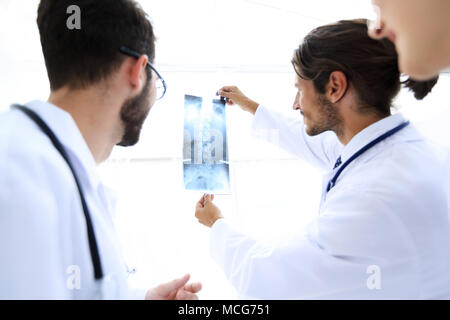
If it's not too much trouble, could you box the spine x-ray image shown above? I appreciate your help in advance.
[183,94,230,194]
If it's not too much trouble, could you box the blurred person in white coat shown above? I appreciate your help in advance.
[0,0,201,299]
[195,20,450,299]
[367,0,450,241]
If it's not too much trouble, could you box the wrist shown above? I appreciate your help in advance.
[245,99,259,115]
[211,216,224,227]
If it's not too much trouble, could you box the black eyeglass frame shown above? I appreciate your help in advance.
[119,46,167,100]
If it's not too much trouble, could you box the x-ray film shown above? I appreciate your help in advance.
[183,94,230,194]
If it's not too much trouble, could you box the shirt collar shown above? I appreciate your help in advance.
[340,113,408,164]
[20,100,101,190]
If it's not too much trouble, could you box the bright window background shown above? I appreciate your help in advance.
[1,0,449,299]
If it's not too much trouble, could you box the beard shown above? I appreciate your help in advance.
[306,94,343,137]
[116,76,152,147]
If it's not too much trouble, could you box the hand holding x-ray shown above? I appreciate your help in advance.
[217,86,259,115]
[195,194,223,228]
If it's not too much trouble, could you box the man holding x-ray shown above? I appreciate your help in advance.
[195,20,450,299]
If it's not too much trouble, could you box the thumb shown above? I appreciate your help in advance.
[218,88,236,100]
[203,194,215,205]
[218,90,231,99]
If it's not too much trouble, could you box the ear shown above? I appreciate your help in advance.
[326,71,348,103]
[128,54,148,93]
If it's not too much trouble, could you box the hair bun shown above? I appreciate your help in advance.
[402,76,439,100]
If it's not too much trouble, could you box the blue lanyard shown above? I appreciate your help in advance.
[326,121,410,193]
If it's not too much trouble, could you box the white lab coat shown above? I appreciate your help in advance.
[210,105,450,299]
[0,100,147,299]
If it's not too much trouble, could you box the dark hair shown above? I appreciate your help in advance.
[292,19,439,116]
[37,0,155,91]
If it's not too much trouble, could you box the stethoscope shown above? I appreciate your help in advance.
[326,120,410,193]
[12,104,104,280]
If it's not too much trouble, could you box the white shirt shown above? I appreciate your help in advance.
[0,100,147,299]
[210,105,450,299]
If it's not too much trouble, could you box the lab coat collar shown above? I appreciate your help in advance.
[339,113,408,164]
[20,100,101,191]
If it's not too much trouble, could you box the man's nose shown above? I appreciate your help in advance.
[293,92,301,110]
[368,20,386,40]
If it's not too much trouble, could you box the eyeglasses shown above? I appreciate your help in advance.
[119,46,167,100]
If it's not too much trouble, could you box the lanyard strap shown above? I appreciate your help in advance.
[326,120,410,193]
[12,104,104,280]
